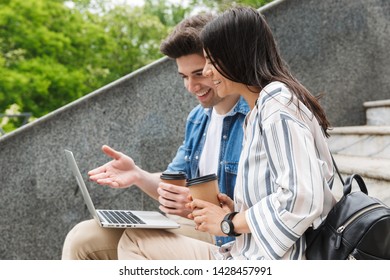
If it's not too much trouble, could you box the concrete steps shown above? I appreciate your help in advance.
[364,99,390,126]
[330,154,390,206]
[328,126,390,159]
[328,99,390,206]
[332,154,390,181]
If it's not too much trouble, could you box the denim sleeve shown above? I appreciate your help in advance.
[165,140,188,173]
[165,105,204,177]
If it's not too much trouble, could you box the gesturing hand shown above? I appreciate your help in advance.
[88,145,140,189]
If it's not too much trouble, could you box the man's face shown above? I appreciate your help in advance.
[176,54,223,108]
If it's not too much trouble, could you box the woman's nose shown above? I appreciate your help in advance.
[202,65,212,77]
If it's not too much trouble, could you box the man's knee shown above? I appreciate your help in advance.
[62,220,94,259]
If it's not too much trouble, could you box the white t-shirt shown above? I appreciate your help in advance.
[198,109,226,177]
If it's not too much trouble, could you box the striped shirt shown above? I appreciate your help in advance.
[230,81,335,260]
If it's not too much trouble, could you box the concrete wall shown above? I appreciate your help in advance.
[263,0,390,126]
[0,0,389,259]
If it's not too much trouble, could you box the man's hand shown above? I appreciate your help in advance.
[88,145,141,189]
[157,182,192,218]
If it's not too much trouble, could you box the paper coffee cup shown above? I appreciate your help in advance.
[160,171,187,186]
[186,173,220,206]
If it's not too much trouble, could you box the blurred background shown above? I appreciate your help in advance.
[0,0,272,135]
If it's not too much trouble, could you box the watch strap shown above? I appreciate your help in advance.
[222,212,241,237]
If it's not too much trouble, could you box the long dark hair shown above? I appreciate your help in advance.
[200,6,330,135]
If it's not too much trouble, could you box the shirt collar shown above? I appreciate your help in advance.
[204,96,250,117]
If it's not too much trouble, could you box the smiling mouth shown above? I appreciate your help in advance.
[196,88,211,97]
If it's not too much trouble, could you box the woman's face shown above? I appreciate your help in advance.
[202,50,237,98]
[202,50,261,110]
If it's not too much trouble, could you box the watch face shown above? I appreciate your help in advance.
[221,221,230,234]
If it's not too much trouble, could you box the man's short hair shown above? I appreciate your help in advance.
[160,13,214,59]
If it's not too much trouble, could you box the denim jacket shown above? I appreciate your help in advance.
[166,96,250,246]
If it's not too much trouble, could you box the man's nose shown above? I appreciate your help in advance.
[187,78,201,93]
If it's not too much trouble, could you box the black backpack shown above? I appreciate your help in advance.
[305,167,390,260]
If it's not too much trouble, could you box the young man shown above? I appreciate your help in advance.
[61,13,249,260]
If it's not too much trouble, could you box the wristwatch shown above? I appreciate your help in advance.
[220,212,241,237]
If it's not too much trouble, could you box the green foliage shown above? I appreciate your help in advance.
[0,0,107,118]
[0,0,273,133]
[96,5,170,82]
[0,103,34,134]
[188,0,272,11]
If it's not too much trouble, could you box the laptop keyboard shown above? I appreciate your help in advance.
[99,210,146,225]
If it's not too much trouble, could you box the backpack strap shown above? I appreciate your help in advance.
[331,153,345,186]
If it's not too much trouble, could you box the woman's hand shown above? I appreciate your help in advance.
[217,193,234,212]
[186,199,231,236]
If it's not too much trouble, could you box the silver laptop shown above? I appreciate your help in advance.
[64,149,180,229]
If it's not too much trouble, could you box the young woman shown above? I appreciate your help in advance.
[116,6,336,260]
[195,6,336,260]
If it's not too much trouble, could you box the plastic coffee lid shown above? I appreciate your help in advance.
[186,173,218,186]
[160,171,187,180]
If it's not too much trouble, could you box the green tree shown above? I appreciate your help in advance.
[0,0,273,133]
[94,4,176,83]
[0,0,188,125]
[188,0,273,11]
[0,0,113,119]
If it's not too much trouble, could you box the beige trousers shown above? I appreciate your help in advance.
[118,227,217,260]
[61,216,215,260]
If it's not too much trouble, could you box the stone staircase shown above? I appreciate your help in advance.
[328,99,390,205]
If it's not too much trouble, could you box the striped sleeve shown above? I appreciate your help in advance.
[246,116,326,259]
